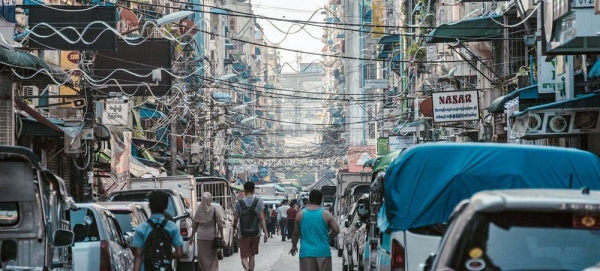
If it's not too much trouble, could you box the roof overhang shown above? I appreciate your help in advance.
[426,15,503,44]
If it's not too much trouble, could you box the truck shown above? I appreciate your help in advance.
[0,146,76,271]
[335,171,370,219]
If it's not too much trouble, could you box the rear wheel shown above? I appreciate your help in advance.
[223,240,232,257]
[217,248,224,260]
[338,248,343,257]
[233,236,239,253]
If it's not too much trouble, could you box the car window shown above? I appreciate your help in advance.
[0,202,19,226]
[70,207,101,242]
[453,211,600,271]
[106,215,126,246]
[112,211,136,233]
[111,192,177,216]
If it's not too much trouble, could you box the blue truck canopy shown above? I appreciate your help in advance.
[379,143,600,232]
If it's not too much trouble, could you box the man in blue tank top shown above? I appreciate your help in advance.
[289,190,340,271]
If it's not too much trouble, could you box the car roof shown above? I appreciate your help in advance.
[95,201,146,211]
[469,188,600,212]
[108,188,178,197]
[75,203,115,217]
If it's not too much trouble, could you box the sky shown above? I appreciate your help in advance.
[250,0,327,73]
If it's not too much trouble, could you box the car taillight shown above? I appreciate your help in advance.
[100,240,112,271]
[180,225,189,237]
[391,239,405,271]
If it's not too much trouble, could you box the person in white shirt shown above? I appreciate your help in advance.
[275,199,290,241]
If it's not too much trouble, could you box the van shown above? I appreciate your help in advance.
[0,146,75,270]
[375,143,600,271]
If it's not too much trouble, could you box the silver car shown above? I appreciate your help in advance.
[70,203,133,271]
[428,189,600,271]
[95,202,150,247]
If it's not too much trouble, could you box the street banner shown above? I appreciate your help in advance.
[111,131,131,184]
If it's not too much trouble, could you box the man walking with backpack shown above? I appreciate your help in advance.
[233,182,268,271]
[132,190,183,271]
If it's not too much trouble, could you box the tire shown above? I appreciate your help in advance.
[343,264,349,271]
[338,248,343,257]
[217,249,224,260]
[330,237,335,247]
[223,243,232,257]
[176,261,195,271]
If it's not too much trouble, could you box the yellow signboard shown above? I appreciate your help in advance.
[59,51,80,98]
[372,0,385,39]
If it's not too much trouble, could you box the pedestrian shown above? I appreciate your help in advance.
[276,199,290,241]
[263,204,274,238]
[289,190,340,271]
[269,205,277,237]
[300,198,309,210]
[132,190,183,271]
[286,201,299,241]
[188,192,224,271]
[233,182,269,271]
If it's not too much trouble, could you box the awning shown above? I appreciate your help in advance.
[15,98,82,137]
[212,92,232,103]
[225,39,234,49]
[255,47,261,55]
[589,58,600,78]
[210,7,229,15]
[0,47,70,85]
[377,35,401,59]
[514,90,600,117]
[232,63,247,73]
[138,107,166,119]
[426,15,503,43]
[325,17,341,23]
[488,85,538,113]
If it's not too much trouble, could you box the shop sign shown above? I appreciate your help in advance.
[389,135,414,151]
[102,98,128,126]
[432,90,479,123]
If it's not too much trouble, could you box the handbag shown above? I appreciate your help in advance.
[212,209,224,249]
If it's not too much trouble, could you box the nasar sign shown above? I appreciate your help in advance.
[432,90,479,123]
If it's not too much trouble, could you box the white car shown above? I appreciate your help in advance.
[70,203,133,271]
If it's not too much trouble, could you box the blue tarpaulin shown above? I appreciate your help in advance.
[379,143,600,233]
[139,107,166,119]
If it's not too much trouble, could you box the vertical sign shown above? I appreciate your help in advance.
[111,131,131,184]
[377,137,389,155]
[371,0,385,38]
[431,90,479,123]
[102,98,129,126]
[538,41,556,94]
[60,51,81,99]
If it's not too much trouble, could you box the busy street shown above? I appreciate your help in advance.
[2,0,600,269]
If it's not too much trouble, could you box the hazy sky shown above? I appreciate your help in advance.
[250,0,327,73]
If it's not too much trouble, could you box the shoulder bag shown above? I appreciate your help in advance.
[212,208,224,249]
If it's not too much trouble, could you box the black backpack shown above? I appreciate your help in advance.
[239,198,260,237]
[143,219,173,271]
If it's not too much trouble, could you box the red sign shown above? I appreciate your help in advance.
[67,51,80,64]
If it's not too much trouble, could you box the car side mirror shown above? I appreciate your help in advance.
[355,221,362,228]
[52,229,74,248]
[123,232,134,247]
[173,213,191,221]
[422,253,436,271]
[344,220,350,228]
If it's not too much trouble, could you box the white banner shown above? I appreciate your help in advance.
[389,135,414,151]
[103,98,129,126]
[432,90,479,123]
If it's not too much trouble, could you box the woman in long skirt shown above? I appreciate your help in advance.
[189,192,224,271]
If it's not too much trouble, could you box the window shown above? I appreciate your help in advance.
[0,202,18,226]
[112,211,136,233]
[111,192,177,216]
[70,208,100,242]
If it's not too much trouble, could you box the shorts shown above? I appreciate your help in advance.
[239,236,260,258]
[299,257,332,271]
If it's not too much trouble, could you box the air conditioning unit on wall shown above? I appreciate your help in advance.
[22,86,39,108]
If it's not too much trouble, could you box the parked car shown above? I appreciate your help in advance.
[108,188,195,270]
[0,146,75,270]
[338,183,371,267]
[375,143,600,271]
[211,203,235,259]
[70,203,133,271]
[342,194,369,271]
[95,202,149,247]
[427,188,600,271]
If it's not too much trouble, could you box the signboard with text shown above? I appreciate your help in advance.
[389,135,414,151]
[431,90,479,123]
[102,98,128,126]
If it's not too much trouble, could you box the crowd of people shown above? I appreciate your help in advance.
[130,183,339,271]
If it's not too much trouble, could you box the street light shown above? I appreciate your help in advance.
[121,11,193,35]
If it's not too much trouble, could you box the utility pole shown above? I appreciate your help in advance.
[209,96,214,176]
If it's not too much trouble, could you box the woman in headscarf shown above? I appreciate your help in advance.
[189,192,224,271]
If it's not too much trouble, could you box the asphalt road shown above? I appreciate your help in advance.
[218,233,343,271]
